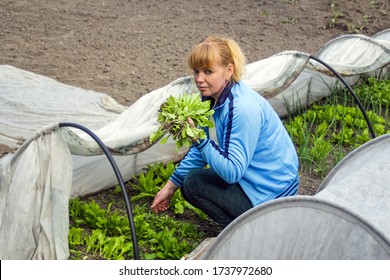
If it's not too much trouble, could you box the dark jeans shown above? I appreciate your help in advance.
[181,169,253,228]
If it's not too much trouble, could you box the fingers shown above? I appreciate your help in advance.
[151,194,160,208]
[151,201,169,213]
[156,203,169,213]
[187,117,195,128]
[186,117,199,143]
[151,194,170,213]
[151,181,178,213]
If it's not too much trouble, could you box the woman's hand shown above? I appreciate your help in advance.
[151,180,179,213]
[187,117,199,143]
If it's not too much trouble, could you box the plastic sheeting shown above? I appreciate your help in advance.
[0,29,389,259]
[201,134,390,260]
[0,125,73,259]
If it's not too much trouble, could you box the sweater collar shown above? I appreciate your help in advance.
[202,81,234,109]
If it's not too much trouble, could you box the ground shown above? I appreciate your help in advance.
[1,0,389,196]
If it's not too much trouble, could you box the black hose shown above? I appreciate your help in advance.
[309,55,376,139]
[59,122,140,260]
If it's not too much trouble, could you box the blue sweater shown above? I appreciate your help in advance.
[170,81,299,206]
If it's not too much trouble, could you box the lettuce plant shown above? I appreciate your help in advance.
[150,93,214,150]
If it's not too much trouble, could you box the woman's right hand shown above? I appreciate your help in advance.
[151,180,179,213]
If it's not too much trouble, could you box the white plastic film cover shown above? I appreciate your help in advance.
[201,134,390,260]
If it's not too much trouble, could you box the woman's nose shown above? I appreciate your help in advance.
[195,72,204,82]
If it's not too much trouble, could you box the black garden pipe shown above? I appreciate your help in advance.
[59,122,140,260]
[309,55,376,139]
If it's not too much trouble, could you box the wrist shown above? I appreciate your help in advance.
[166,180,179,192]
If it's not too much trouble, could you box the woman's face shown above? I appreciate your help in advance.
[193,62,233,100]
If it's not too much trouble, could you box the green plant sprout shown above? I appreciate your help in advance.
[150,93,214,150]
[325,3,343,29]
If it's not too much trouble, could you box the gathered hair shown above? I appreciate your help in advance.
[187,35,246,82]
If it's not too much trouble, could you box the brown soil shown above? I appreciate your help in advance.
[1,0,389,196]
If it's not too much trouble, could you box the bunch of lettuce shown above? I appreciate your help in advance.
[150,93,214,150]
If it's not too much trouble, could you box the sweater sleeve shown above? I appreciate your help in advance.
[195,95,262,184]
[169,145,207,187]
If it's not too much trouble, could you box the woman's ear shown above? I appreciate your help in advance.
[226,63,234,81]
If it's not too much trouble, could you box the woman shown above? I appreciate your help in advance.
[151,35,299,227]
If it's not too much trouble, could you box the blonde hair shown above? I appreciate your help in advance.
[187,36,246,82]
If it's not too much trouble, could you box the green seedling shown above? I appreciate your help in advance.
[150,93,214,150]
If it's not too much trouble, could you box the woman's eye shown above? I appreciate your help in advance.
[204,69,212,74]
[193,69,199,74]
